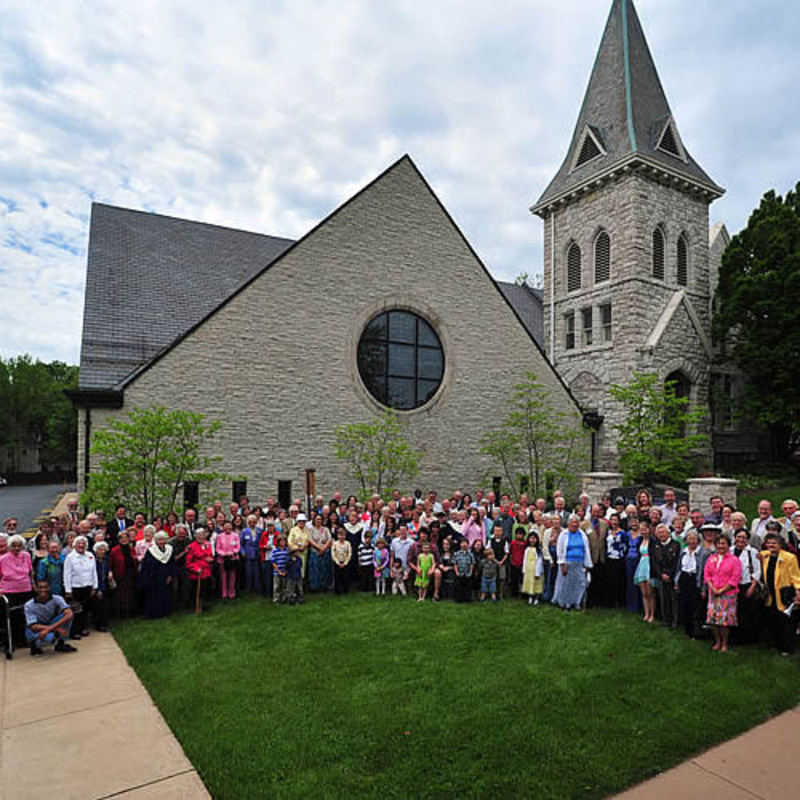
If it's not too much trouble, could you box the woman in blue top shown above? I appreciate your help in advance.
[625,519,643,614]
[36,540,65,595]
[552,516,593,610]
[240,515,261,594]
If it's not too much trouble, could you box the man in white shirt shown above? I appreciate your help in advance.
[63,535,97,639]
[749,500,774,548]
[658,488,678,528]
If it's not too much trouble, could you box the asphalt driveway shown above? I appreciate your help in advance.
[0,483,73,532]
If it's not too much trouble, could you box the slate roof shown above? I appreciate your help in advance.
[533,0,723,213]
[496,282,544,349]
[79,204,293,389]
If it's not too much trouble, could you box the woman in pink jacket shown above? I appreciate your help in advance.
[703,533,742,653]
[215,521,241,599]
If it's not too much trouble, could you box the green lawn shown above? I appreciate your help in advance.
[114,595,800,800]
[738,484,800,520]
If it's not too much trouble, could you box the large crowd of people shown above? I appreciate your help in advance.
[2,487,800,657]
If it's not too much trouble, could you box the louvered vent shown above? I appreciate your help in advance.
[576,133,602,167]
[595,232,610,283]
[652,228,665,280]
[677,235,688,286]
[658,124,681,157]
[567,243,582,291]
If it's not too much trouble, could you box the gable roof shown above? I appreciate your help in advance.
[107,155,582,414]
[78,204,293,389]
[497,282,544,348]
[532,0,723,213]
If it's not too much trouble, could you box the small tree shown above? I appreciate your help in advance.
[334,409,422,499]
[609,372,709,485]
[82,406,228,518]
[480,372,589,497]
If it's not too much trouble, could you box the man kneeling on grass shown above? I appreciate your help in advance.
[24,579,77,656]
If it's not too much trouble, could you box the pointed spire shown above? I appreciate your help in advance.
[532,0,723,214]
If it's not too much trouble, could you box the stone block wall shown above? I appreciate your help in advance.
[542,169,714,469]
[688,477,738,512]
[79,158,589,502]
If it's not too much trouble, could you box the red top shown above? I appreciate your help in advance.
[109,545,136,580]
[259,531,275,562]
[510,539,527,568]
[186,541,213,579]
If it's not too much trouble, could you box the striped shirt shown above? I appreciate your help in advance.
[272,547,290,575]
[358,543,375,567]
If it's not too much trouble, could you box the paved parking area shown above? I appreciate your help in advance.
[0,484,71,532]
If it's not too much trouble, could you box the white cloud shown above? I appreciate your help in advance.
[1,0,798,363]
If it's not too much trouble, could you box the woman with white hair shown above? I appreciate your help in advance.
[93,541,112,632]
[140,531,175,619]
[0,534,35,646]
[63,535,97,638]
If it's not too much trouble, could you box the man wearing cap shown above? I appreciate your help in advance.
[288,514,310,580]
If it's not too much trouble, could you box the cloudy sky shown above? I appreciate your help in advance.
[1,0,798,364]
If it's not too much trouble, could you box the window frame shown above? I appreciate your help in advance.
[594,230,611,284]
[581,307,593,347]
[677,232,689,287]
[564,312,576,350]
[600,302,612,343]
[357,309,445,411]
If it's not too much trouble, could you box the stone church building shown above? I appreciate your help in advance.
[527,0,757,471]
[71,158,586,503]
[72,0,755,503]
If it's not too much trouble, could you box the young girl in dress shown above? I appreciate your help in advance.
[373,538,390,595]
[413,542,435,602]
[521,531,544,605]
[634,523,655,622]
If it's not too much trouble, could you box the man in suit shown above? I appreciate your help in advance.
[106,504,133,547]
[183,507,202,539]
[553,496,570,528]
[581,504,608,606]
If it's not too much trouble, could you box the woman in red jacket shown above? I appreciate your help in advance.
[109,530,137,618]
[186,528,214,612]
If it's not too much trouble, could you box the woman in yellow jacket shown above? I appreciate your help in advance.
[760,525,800,655]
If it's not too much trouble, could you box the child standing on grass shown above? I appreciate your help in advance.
[331,527,352,595]
[509,526,527,598]
[358,531,375,592]
[480,547,499,602]
[453,538,475,603]
[413,542,435,602]
[471,539,485,600]
[286,552,304,605]
[391,560,407,596]
[272,535,289,604]
[373,538,390,595]
[521,531,544,605]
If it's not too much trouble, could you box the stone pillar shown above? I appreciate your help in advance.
[581,472,624,503]
[688,477,738,511]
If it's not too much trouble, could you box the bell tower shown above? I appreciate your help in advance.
[531,0,724,469]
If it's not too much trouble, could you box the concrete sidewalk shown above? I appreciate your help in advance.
[615,705,800,798]
[0,632,209,799]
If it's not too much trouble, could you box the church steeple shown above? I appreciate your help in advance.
[532,0,723,215]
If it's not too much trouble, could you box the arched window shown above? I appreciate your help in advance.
[665,370,691,435]
[652,227,665,280]
[677,233,688,286]
[567,242,582,292]
[594,231,610,283]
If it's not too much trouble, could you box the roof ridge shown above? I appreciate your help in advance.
[92,202,294,243]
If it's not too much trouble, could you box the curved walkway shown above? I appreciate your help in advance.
[615,706,800,798]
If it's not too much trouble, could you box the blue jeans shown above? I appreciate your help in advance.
[481,576,497,594]
[25,613,71,645]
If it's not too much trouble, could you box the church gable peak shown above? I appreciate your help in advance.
[533,0,723,214]
[571,125,607,172]
[654,116,686,162]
